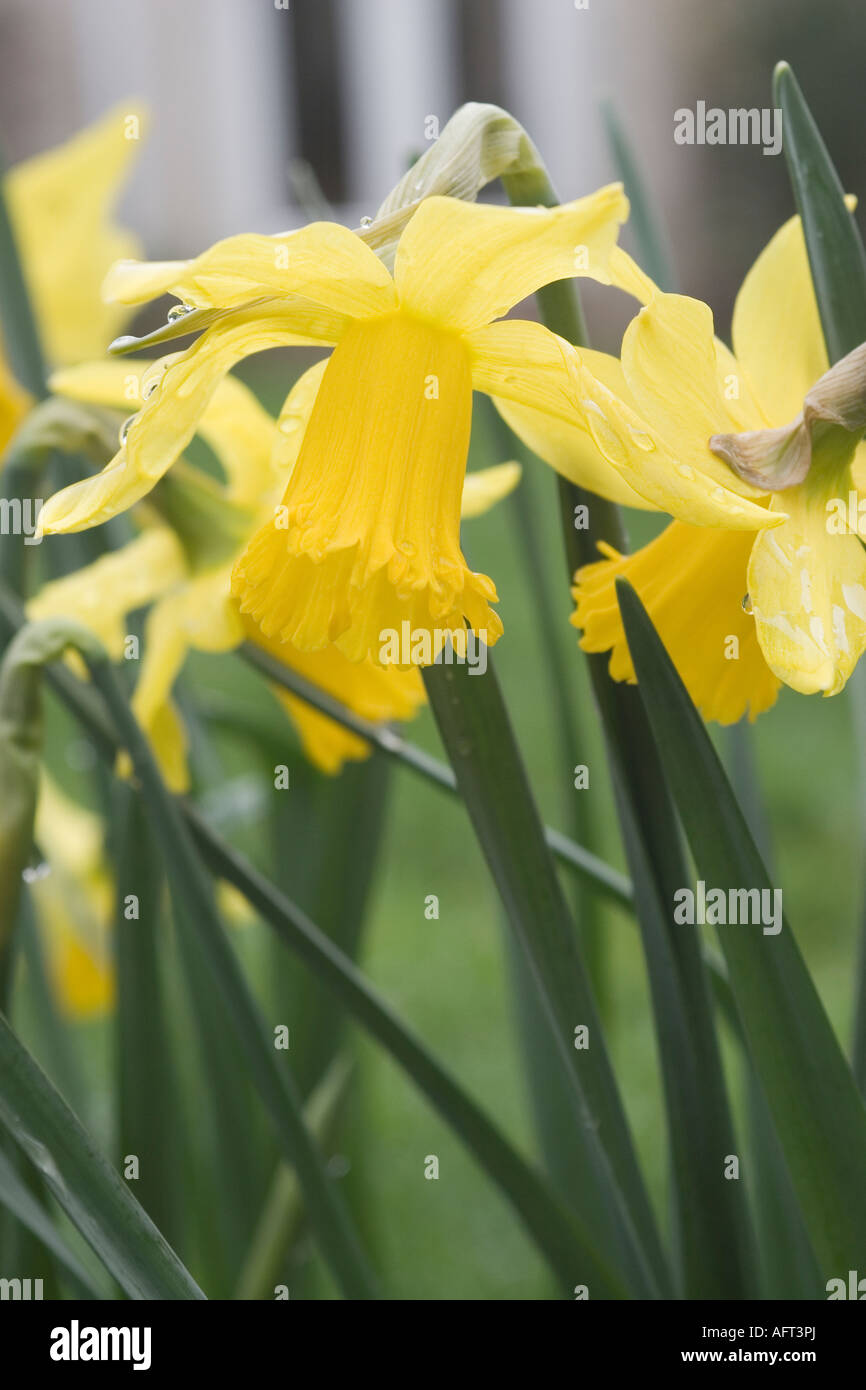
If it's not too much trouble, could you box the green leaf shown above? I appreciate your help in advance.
[775,61,866,364]
[0,1145,102,1298]
[186,802,629,1299]
[0,1009,204,1299]
[422,657,667,1298]
[113,784,184,1253]
[0,585,628,1296]
[85,657,380,1302]
[235,1053,355,1300]
[617,576,866,1278]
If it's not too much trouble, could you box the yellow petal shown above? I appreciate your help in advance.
[732,211,841,425]
[273,359,329,475]
[129,594,194,793]
[50,357,279,509]
[5,103,146,363]
[573,521,780,723]
[488,338,655,509]
[233,311,502,663]
[247,617,425,775]
[393,187,628,333]
[27,527,187,657]
[0,348,32,455]
[104,222,397,320]
[607,247,658,305]
[571,354,781,529]
[38,897,114,1019]
[620,293,769,495]
[748,474,866,696]
[36,773,105,880]
[466,318,582,422]
[460,462,522,518]
[41,305,334,533]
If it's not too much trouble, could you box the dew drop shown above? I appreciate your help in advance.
[22,862,50,884]
[626,425,655,452]
[119,415,136,445]
[140,360,167,399]
[742,593,753,614]
[360,215,373,228]
[676,463,695,480]
[167,302,194,322]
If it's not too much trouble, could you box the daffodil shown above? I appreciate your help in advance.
[0,103,144,461]
[40,189,633,662]
[34,359,520,786]
[501,218,866,719]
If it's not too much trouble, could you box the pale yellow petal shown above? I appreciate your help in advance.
[41,305,335,533]
[460,462,522,518]
[27,527,187,656]
[731,211,845,425]
[129,594,193,793]
[571,355,781,529]
[607,247,658,305]
[273,359,329,475]
[466,318,580,422]
[6,103,146,363]
[489,339,655,509]
[394,187,628,333]
[104,222,397,320]
[748,473,866,696]
[50,356,279,508]
[620,293,769,496]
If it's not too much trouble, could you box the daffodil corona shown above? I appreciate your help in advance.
[41,189,631,662]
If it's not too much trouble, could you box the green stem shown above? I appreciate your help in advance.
[503,154,756,1299]
[240,641,632,909]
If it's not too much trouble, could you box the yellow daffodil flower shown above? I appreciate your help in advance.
[504,220,866,720]
[40,188,632,662]
[34,360,520,786]
[4,103,146,366]
[0,103,145,456]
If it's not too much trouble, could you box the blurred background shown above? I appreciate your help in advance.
[1,0,864,1299]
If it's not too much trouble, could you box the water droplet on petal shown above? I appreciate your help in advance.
[22,862,51,884]
[742,593,753,614]
[360,216,373,228]
[119,415,136,445]
[140,360,167,400]
[676,463,695,480]
[167,302,194,322]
